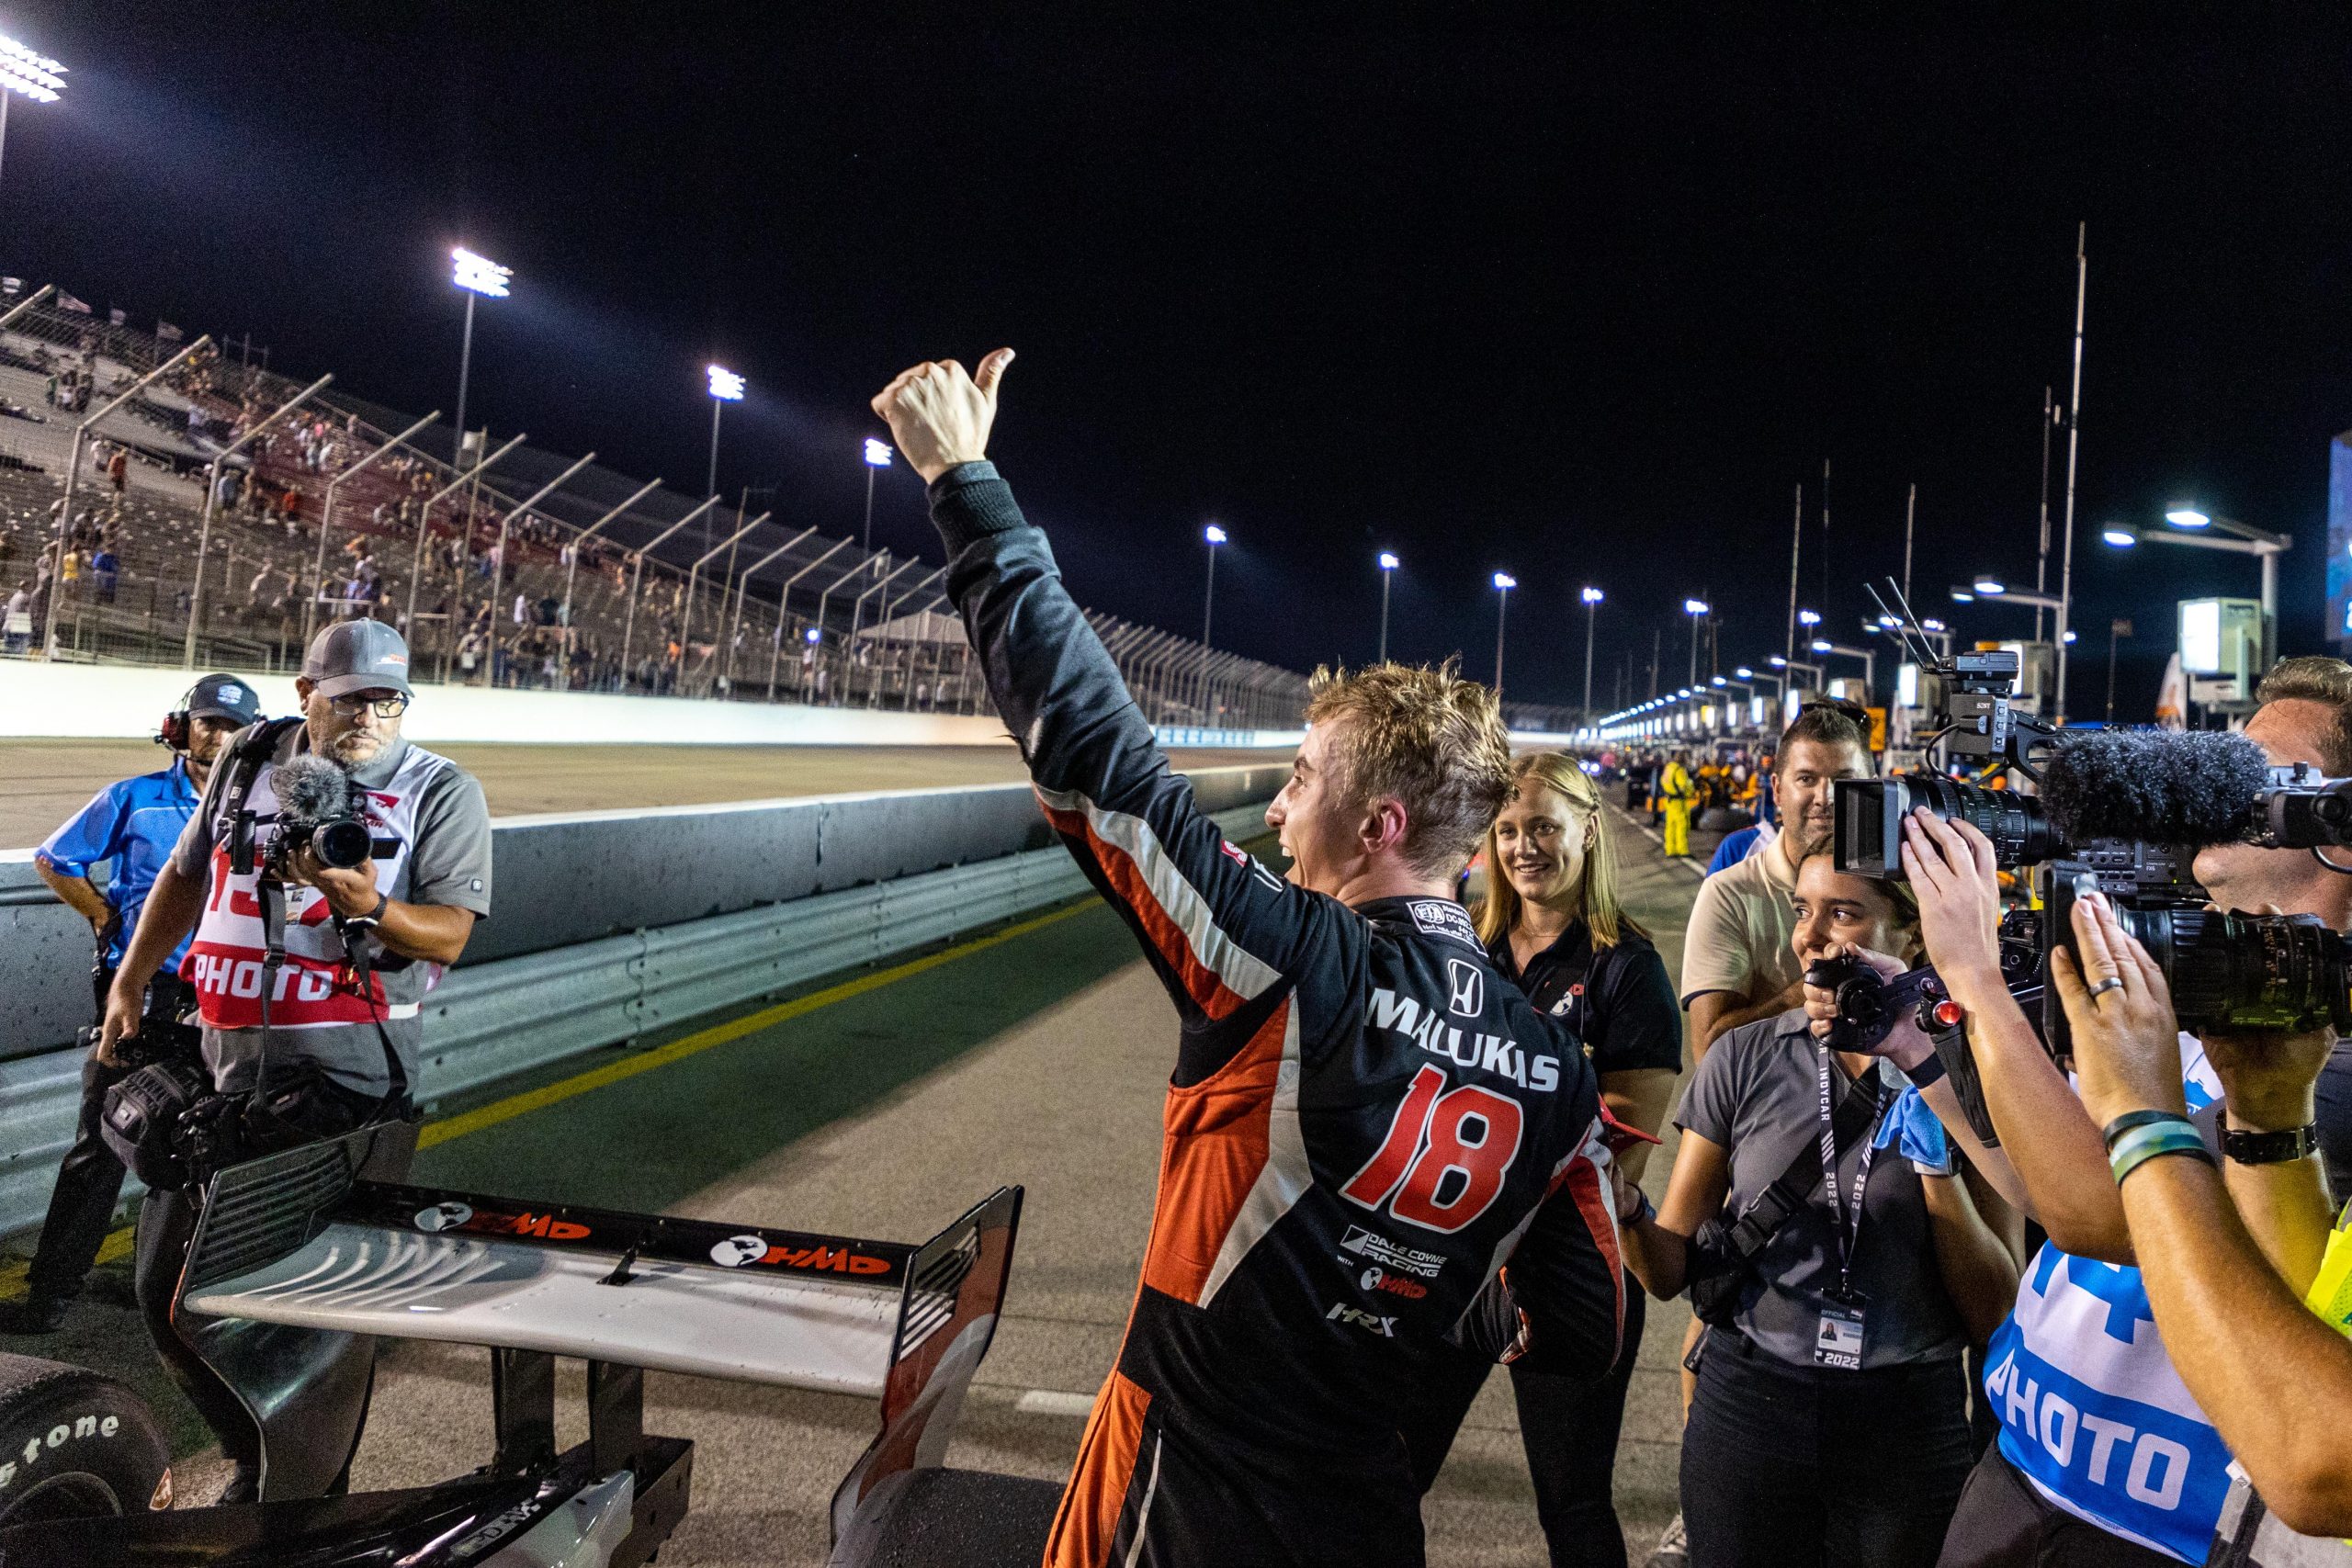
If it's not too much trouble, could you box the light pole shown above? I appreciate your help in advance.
[2106,507,2290,671]
[1493,573,1517,698]
[448,248,509,470]
[1683,598,1710,689]
[0,32,67,199]
[1377,551,1398,663]
[1582,586,1604,720]
[862,437,892,552]
[1200,525,1226,720]
[705,363,744,555]
[1810,638,1877,698]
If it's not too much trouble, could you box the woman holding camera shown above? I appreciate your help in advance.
[1617,851,2021,1568]
[1403,751,1682,1567]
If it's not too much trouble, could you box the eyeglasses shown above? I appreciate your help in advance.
[327,693,409,718]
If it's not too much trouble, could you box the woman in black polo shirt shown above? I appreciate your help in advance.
[1618,852,2021,1568]
[1404,750,1682,1567]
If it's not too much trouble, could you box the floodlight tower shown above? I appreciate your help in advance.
[1581,585,1604,719]
[448,247,510,468]
[0,33,67,198]
[1377,551,1399,662]
[705,364,745,556]
[862,436,893,551]
[1494,573,1518,699]
[1200,525,1227,718]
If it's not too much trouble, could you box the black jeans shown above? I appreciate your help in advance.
[1401,1287,1646,1568]
[1680,1332,1975,1568]
[23,973,195,1303]
[1934,1442,2176,1568]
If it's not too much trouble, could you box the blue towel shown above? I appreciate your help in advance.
[1873,1084,1953,1176]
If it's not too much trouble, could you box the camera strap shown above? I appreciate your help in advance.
[1718,1054,1883,1268]
[254,876,286,1105]
[1816,1044,1889,1304]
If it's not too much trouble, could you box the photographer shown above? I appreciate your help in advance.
[0,675,263,1337]
[2060,893,2352,1552]
[1683,707,1875,1060]
[98,620,492,1503]
[1897,657,2352,1566]
[1619,850,2020,1568]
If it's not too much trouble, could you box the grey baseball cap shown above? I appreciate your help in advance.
[302,619,414,700]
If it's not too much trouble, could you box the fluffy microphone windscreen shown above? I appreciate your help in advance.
[2041,729,2271,846]
[275,752,354,828]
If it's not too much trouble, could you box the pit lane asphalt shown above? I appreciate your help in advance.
[0,739,1276,849]
[32,798,1718,1566]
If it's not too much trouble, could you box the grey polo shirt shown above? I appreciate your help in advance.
[171,728,492,1098]
[1675,1010,1968,1371]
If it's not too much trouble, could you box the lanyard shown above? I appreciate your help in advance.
[1815,1043,1886,1303]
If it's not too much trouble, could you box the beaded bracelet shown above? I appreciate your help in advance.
[2107,1115,2216,1187]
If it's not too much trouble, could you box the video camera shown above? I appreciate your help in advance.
[1827,584,2352,1055]
[230,752,382,881]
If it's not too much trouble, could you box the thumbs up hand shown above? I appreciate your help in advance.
[871,348,1014,484]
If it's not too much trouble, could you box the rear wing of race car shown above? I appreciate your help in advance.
[169,1124,1022,1547]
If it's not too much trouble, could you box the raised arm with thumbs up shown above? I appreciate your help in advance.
[869,348,1013,483]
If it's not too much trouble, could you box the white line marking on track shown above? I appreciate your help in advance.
[1014,1389,1100,1417]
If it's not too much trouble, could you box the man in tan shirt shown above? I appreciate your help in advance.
[1679,705,1873,1062]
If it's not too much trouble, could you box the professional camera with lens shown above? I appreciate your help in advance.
[256,753,377,875]
[1830,592,2352,1055]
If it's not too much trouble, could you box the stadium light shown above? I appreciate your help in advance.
[1683,597,1710,616]
[1198,525,1228,715]
[0,34,64,203]
[703,364,744,518]
[1811,638,1834,653]
[1580,584,1604,720]
[1973,576,2007,595]
[1493,573,1516,697]
[2103,525,2139,547]
[1769,656,1788,667]
[451,247,511,299]
[1951,589,1976,603]
[2143,504,2288,669]
[1377,552,1400,662]
[447,247,511,478]
[2164,507,2211,529]
[860,436,893,550]
[805,626,821,644]
[1736,666,1754,679]
[1797,608,1821,626]
[1920,618,1948,633]
[0,36,65,104]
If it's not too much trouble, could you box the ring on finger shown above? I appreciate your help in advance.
[2086,976,2125,1001]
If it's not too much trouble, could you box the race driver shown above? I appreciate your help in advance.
[873,349,1627,1568]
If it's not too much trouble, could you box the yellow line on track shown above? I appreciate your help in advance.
[0,897,1099,1302]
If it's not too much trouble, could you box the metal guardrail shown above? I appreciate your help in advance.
[0,784,1279,1241]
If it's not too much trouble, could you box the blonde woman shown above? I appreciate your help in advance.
[1404,750,1682,1568]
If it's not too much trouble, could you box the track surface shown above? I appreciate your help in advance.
[10,791,1721,1565]
[0,740,1276,848]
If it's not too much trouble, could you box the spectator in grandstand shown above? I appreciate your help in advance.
[4,581,30,655]
[1618,851,2019,1568]
[1404,750,1682,1567]
[1903,657,2352,1568]
[0,675,263,1337]
[107,446,128,494]
[92,545,118,605]
[99,620,492,1502]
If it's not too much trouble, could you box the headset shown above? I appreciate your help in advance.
[155,685,197,752]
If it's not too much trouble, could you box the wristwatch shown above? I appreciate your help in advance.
[345,890,389,931]
[2219,1122,2319,1166]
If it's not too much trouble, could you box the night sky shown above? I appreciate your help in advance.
[6,6,2350,716]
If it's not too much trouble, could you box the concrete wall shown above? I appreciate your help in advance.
[0,763,1287,1062]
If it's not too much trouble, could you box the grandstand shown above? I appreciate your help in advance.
[0,287,1318,729]
[0,286,1594,735]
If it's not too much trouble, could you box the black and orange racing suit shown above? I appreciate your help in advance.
[927,461,1628,1568]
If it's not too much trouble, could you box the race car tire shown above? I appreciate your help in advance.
[0,1352,171,1529]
